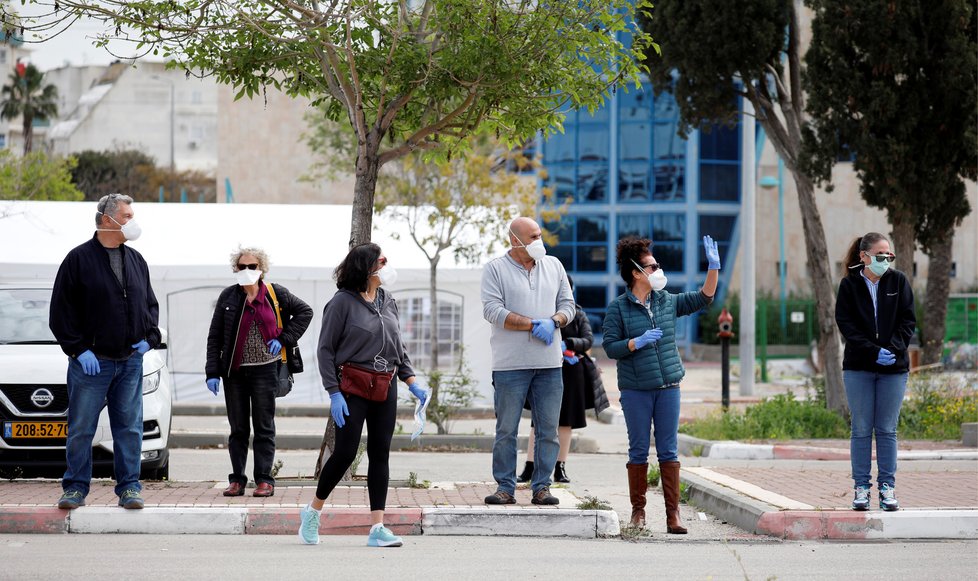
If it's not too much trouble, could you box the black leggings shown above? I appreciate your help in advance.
[315,380,397,510]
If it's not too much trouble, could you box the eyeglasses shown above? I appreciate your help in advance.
[237,263,259,270]
[638,262,660,273]
[866,253,896,263]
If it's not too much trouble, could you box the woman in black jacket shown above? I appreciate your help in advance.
[835,232,915,512]
[205,247,312,498]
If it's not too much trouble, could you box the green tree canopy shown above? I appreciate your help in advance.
[803,0,977,363]
[71,149,217,203]
[640,0,847,413]
[10,0,653,245]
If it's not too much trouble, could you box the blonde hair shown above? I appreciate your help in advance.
[230,246,271,276]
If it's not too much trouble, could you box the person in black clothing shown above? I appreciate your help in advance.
[49,193,161,511]
[835,232,916,512]
[297,243,429,547]
[517,276,607,484]
[205,246,312,498]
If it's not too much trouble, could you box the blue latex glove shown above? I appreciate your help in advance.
[206,378,220,396]
[563,354,579,365]
[131,340,151,354]
[876,348,896,366]
[330,392,349,428]
[408,381,429,407]
[530,318,557,345]
[77,350,100,376]
[266,338,282,356]
[703,235,721,270]
[634,328,664,350]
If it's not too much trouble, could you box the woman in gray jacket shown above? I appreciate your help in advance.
[297,243,428,548]
[603,236,719,533]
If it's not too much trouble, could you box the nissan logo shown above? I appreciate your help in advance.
[30,388,54,409]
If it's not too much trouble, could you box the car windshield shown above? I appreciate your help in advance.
[0,289,57,344]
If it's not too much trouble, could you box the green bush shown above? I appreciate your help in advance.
[679,392,849,441]
[899,373,978,440]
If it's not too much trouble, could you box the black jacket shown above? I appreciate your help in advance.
[49,234,161,359]
[562,305,594,356]
[835,266,916,373]
[205,282,313,380]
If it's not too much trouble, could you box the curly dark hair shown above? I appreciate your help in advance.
[616,237,653,288]
[334,243,382,292]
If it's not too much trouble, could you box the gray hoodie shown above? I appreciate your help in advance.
[317,288,415,394]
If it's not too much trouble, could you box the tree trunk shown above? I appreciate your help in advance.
[791,171,847,415]
[921,234,953,365]
[429,256,448,434]
[22,114,32,156]
[317,138,384,480]
[890,215,916,289]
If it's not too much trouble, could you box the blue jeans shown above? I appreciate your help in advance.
[619,387,681,465]
[63,354,144,497]
[491,368,563,494]
[844,370,907,489]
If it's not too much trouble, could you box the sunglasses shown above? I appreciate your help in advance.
[633,259,660,274]
[236,263,260,270]
[865,253,896,263]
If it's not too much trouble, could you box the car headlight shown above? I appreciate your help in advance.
[142,369,161,395]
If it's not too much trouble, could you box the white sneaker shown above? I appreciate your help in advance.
[879,483,899,511]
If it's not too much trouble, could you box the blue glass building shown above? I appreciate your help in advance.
[540,85,743,345]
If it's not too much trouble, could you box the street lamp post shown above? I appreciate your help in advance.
[151,74,175,198]
[740,99,756,396]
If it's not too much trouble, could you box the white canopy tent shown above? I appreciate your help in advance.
[0,200,495,404]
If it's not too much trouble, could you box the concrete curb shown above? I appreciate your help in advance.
[677,434,978,461]
[169,432,601,453]
[681,468,978,540]
[0,506,618,538]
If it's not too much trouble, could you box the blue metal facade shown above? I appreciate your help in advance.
[540,84,743,345]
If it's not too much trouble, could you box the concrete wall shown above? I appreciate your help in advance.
[216,85,355,204]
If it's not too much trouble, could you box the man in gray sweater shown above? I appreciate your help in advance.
[481,217,575,505]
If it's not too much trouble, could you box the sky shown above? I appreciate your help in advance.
[11,4,152,72]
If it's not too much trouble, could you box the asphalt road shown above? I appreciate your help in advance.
[2,534,975,580]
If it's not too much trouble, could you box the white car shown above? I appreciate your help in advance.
[0,285,172,480]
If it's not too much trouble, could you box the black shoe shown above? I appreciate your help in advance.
[553,461,570,483]
[516,461,534,483]
[531,486,559,505]
[485,490,516,505]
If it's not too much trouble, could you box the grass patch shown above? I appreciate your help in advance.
[620,523,653,541]
[576,495,613,510]
[679,391,849,441]
[646,464,660,487]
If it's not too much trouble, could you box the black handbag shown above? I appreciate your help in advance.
[267,283,300,398]
[286,345,304,374]
[275,359,294,398]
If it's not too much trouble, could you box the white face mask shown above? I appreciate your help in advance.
[511,230,547,260]
[632,259,668,292]
[98,213,142,241]
[373,265,398,286]
[236,269,262,286]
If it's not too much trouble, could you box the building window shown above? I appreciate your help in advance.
[396,291,463,372]
[617,213,685,272]
[0,134,6,149]
[699,214,737,272]
[546,215,610,273]
[575,285,607,335]
[700,123,740,202]
[619,85,685,203]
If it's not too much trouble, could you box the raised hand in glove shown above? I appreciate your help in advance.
[703,235,721,270]
[634,328,664,350]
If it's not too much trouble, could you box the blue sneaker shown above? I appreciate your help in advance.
[851,487,870,511]
[57,490,85,510]
[118,489,144,510]
[879,483,900,511]
[367,524,403,547]
[298,504,321,545]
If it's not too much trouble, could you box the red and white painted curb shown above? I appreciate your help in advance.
[702,441,977,461]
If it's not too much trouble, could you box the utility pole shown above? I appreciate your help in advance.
[740,98,756,396]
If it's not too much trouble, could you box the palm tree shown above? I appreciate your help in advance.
[1,61,58,155]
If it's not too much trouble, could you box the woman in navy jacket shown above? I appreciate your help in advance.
[835,232,915,512]
[603,236,719,533]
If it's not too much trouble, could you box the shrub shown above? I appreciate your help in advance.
[680,391,849,441]
[899,373,978,440]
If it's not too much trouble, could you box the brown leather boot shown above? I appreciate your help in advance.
[660,461,688,534]
[626,463,648,527]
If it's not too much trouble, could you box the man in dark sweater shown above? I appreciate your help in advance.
[49,194,161,511]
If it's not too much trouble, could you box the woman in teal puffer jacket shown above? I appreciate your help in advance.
[603,236,719,533]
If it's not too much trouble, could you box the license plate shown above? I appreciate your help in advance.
[3,421,68,439]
